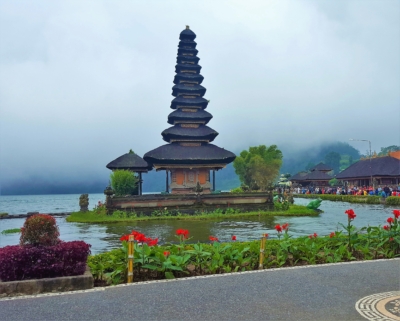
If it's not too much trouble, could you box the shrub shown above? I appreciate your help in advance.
[386,196,400,206]
[230,187,244,193]
[20,214,60,246]
[0,241,91,281]
[110,170,138,196]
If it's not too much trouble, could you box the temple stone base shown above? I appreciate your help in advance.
[106,192,274,215]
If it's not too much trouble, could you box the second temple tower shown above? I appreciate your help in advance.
[144,26,235,194]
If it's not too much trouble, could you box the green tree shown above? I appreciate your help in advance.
[324,152,341,174]
[378,145,400,156]
[110,170,138,196]
[233,145,283,190]
[305,162,316,171]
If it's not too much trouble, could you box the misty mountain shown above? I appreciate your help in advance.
[0,142,363,195]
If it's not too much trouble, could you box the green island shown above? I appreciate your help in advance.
[295,194,400,205]
[66,204,318,224]
[1,228,21,235]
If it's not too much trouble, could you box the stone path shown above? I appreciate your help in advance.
[1,259,399,321]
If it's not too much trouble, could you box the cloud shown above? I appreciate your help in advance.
[0,0,399,190]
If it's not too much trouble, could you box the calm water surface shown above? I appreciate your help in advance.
[0,196,396,254]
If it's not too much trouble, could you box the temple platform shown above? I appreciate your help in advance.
[105,192,274,215]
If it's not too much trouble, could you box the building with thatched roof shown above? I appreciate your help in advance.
[290,163,333,187]
[336,152,400,187]
[144,27,236,194]
[106,151,152,195]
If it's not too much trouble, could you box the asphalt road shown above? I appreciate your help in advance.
[1,259,399,321]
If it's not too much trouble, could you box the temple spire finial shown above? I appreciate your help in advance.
[186,25,190,29]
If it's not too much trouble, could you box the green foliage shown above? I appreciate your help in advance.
[296,194,382,204]
[110,170,138,196]
[20,214,60,246]
[233,145,283,190]
[89,218,400,285]
[324,152,341,174]
[230,187,244,193]
[329,178,338,186]
[378,145,400,156]
[386,196,400,206]
[1,228,21,235]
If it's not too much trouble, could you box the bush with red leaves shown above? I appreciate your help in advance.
[0,241,91,281]
[20,214,60,246]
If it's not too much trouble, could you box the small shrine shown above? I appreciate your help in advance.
[144,26,236,194]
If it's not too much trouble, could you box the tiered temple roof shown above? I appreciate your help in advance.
[144,27,235,168]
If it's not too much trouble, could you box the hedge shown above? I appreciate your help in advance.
[0,241,91,282]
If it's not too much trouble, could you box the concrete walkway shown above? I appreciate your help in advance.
[1,259,399,321]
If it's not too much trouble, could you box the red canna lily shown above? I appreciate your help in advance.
[393,209,400,219]
[209,236,219,242]
[282,223,289,231]
[264,233,269,238]
[146,238,158,246]
[231,235,237,241]
[329,232,335,238]
[176,229,189,239]
[313,232,318,238]
[275,224,282,233]
[383,225,390,230]
[120,235,129,242]
[387,217,394,224]
[163,251,170,257]
[345,209,356,220]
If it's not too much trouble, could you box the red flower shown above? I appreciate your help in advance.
[231,235,237,241]
[390,237,394,242]
[345,209,356,220]
[145,238,158,247]
[163,251,170,257]
[132,231,146,243]
[309,233,318,239]
[329,232,335,238]
[282,223,289,231]
[393,209,400,219]
[383,225,390,230]
[313,233,318,238]
[387,217,394,225]
[176,229,189,239]
[209,236,219,242]
[275,224,282,233]
[264,233,269,238]
[120,235,129,242]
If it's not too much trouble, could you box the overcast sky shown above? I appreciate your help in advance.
[0,0,399,189]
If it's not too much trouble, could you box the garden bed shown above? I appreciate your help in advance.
[87,209,400,285]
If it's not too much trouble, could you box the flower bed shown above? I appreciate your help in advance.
[0,241,91,281]
[88,209,400,285]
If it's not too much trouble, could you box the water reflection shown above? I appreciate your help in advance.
[0,198,396,254]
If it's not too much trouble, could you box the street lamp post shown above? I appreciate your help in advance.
[349,139,373,189]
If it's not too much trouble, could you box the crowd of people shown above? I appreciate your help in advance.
[293,185,400,197]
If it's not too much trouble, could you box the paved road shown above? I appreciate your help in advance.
[1,259,399,321]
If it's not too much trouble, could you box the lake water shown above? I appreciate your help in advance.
[0,194,397,254]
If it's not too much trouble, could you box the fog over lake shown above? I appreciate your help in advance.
[0,0,399,194]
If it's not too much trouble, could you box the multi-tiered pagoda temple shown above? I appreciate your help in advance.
[144,26,235,194]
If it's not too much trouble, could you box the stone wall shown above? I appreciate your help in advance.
[106,192,274,215]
